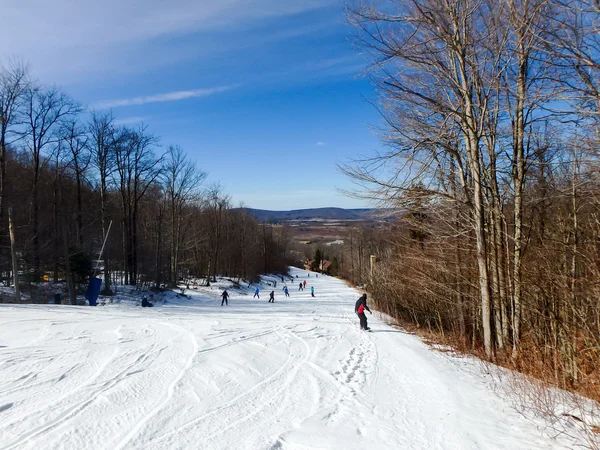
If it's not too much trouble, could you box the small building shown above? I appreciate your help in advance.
[319,260,332,274]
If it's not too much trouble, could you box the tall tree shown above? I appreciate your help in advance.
[21,85,79,278]
[62,119,90,246]
[113,125,161,284]
[163,145,206,285]
[89,111,116,293]
[0,60,28,267]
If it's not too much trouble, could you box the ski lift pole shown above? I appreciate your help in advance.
[87,220,112,306]
[93,220,112,278]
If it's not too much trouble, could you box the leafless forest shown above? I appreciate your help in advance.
[337,0,600,406]
[0,60,292,304]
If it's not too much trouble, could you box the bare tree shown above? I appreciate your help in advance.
[163,145,206,285]
[89,111,117,293]
[62,119,90,246]
[113,125,161,284]
[0,60,28,268]
[20,85,80,278]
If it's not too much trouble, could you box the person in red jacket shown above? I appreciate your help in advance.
[354,293,372,330]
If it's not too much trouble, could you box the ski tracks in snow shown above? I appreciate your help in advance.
[147,325,319,449]
[114,322,199,450]
[0,269,586,449]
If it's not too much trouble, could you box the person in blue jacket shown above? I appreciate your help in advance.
[283,286,290,297]
[253,287,260,298]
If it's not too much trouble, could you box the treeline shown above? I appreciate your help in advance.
[345,0,600,399]
[303,226,387,286]
[0,60,291,302]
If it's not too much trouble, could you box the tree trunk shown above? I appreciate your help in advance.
[8,207,21,302]
[32,156,41,281]
[100,178,112,294]
[75,169,83,246]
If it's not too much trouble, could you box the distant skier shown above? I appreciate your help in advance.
[310,286,315,297]
[299,282,303,291]
[355,293,372,331]
[254,287,260,298]
[303,280,306,288]
[221,290,229,306]
[269,291,275,303]
[141,296,153,308]
[283,286,290,297]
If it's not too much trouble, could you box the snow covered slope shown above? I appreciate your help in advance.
[0,268,584,449]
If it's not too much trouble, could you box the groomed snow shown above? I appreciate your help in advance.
[0,267,586,449]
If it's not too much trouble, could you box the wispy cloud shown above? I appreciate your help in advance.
[316,141,325,146]
[113,116,147,125]
[0,0,338,83]
[93,84,239,109]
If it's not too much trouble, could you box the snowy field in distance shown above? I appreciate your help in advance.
[0,267,592,449]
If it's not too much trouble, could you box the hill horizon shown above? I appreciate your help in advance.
[236,207,400,222]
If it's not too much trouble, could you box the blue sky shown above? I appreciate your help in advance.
[2,0,382,210]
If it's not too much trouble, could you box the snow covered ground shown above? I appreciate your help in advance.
[0,267,590,449]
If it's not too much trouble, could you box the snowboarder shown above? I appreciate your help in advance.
[254,287,260,298]
[221,290,229,306]
[303,280,306,288]
[141,296,153,308]
[310,286,315,297]
[283,286,290,297]
[355,293,372,330]
[269,291,275,303]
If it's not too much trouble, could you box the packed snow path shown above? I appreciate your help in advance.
[0,268,574,449]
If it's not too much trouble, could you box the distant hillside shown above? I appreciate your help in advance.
[238,207,398,222]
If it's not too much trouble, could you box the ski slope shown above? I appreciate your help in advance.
[0,267,583,449]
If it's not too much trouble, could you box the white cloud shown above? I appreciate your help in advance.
[92,85,239,109]
[0,1,337,83]
[113,116,147,125]
[316,141,325,146]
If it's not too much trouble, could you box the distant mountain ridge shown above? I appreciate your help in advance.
[238,207,398,222]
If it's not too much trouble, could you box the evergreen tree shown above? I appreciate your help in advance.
[311,248,323,271]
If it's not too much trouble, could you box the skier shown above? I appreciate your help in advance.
[221,290,229,306]
[303,280,306,288]
[141,296,153,307]
[283,286,290,297]
[269,291,275,303]
[253,287,260,298]
[299,282,303,291]
[355,293,372,331]
[310,286,315,297]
